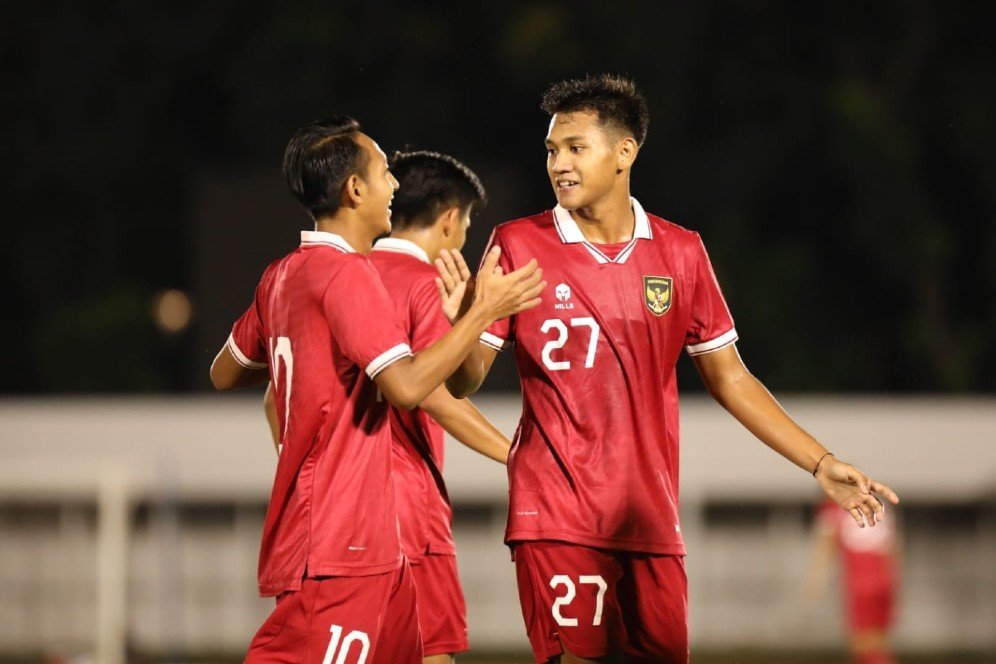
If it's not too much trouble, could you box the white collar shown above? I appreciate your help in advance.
[300,230,356,253]
[551,197,652,265]
[552,197,653,244]
[371,237,431,264]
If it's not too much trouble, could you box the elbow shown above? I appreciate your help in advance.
[383,385,421,411]
[209,369,229,391]
[209,364,237,391]
[445,375,478,400]
[394,397,419,411]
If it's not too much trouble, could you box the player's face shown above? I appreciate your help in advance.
[545,110,623,210]
[357,134,399,235]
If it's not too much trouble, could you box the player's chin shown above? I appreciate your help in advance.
[554,185,584,209]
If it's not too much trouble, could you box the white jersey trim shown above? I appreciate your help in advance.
[300,230,356,253]
[372,238,430,264]
[552,197,651,265]
[365,343,413,378]
[685,328,739,356]
[227,333,268,369]
[479,331,510,351]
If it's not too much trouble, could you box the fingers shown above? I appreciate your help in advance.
[848,507,865,528]
[439,249,460,279]
[479,245,502,277]
[452,250,472,282]
[846,465,871,495]
[512,297,543,314]
[505,258,539,281]
[435,258,459,295]
[434,277,448,303]
[517,279,547,305]
[870,480,900,505]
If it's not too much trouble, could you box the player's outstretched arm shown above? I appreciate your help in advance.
[420,386,511,464]
[693,344,899,527]
[262,382,280,455]
[434,248,502,397]
[376,247,544,410]
[209,344,269,390]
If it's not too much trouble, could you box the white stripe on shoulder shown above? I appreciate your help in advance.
[365,343,413,378]
[686,328,739,356]
[227,333,268,369]
[479,331,510,351]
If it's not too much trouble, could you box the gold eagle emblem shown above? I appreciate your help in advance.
[643,276,673,316]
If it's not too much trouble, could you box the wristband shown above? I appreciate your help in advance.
[812,451,834,477]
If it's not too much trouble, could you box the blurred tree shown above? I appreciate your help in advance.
[3,0,994,392]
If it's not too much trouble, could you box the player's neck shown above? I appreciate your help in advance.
[389,228,439,262]
[569,188,635,244]
[313,216,378,254]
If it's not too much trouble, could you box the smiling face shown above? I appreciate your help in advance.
[545,110,632,211]
[355,133,399,236]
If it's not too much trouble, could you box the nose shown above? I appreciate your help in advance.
[549,152,572,174]
[389,172,399,191]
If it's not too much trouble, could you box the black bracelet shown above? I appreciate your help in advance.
[812,452,833,477]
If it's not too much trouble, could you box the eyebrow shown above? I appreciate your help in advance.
[545,135,587,146]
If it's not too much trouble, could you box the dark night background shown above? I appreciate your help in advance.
[4,1,994,394]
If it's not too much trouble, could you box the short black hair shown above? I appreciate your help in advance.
[541,74,649,146]
[387,151,487,231]
[282,116,369,219]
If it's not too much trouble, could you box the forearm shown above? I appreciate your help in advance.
[422,388,510,464]
[263,383,280,455]
[378,305,492,410]
[445,343,492,398]
[710,370,828,473]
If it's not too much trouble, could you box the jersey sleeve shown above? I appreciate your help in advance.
[684,234,738,356]
[479,228,515,351]
[323,257,412,378]
[228,280,270,370]
[408,277,453,353]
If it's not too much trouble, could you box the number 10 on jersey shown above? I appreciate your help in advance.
[541,317,600,371]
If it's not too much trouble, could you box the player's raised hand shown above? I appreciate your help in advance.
[474,246,545,321]
[816,456,900,528]
[434,248,474,323]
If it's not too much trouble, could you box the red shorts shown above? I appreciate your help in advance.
[848,583,896,631]
[410,554,469,656]
[513,541,688,664]
[245,560,421,663]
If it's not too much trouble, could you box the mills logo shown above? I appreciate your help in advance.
[554,283,574,310]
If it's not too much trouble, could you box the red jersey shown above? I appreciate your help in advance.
[483,199,737,555]
[369,238,457,561]
[228,230,413,596]
[817,499,897,588]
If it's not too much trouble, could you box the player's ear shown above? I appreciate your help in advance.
[439,206,460,237]
[343,173,364,208]
[616,136,638,173]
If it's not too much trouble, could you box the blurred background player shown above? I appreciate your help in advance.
[806,498,901,664]
[436,75,900,664]
[210,116,544,663]
[264,149,513,663]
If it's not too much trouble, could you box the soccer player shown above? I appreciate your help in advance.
[807,498,900,664]
[435,75,900,663]
[209,116,544,664]
[263,150,513,663]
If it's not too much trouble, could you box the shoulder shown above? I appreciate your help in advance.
[645,212,702,246]
[645,212,716,264]
[491,211,555,241]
